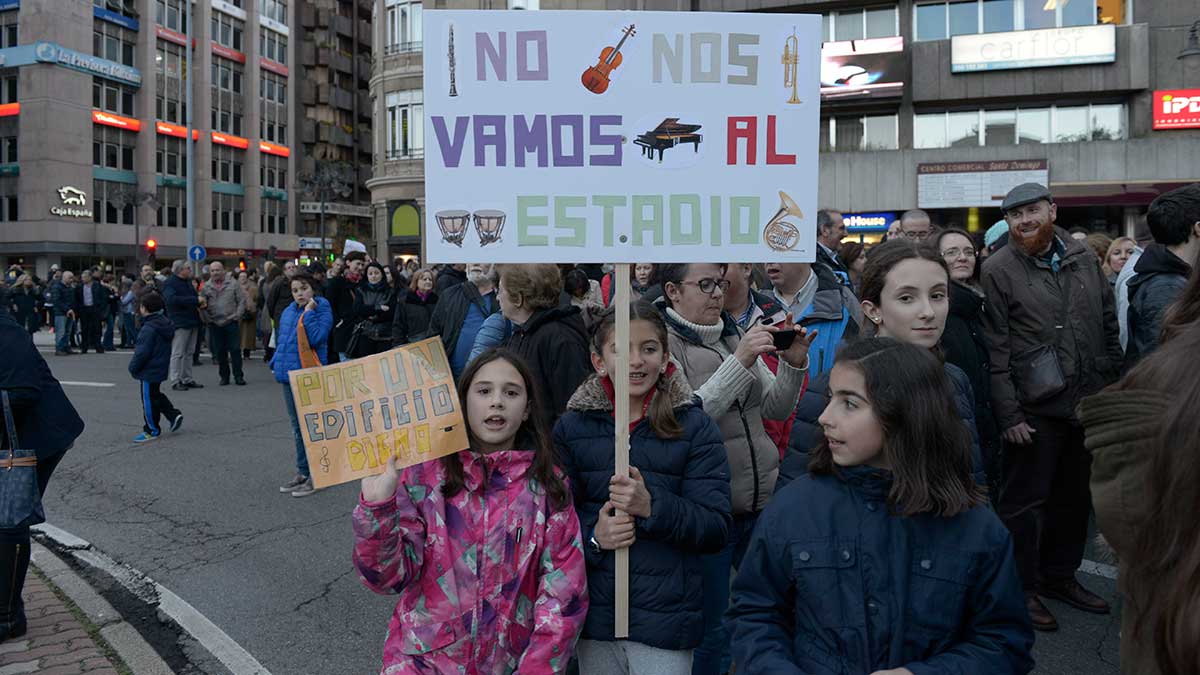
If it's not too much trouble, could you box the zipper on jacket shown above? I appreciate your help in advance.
[734,400,762,511]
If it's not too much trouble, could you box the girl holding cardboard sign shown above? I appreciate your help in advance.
[554,302,732,674]
[352,348,588,674]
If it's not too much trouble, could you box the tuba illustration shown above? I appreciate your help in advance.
[782,28,801,105]
[762,190,804,252]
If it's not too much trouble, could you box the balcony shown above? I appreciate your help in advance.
[332,86,353,111]
[333,51,353,74]
[384,42,423,56]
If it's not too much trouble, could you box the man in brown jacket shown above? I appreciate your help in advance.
[981,183,1122,632]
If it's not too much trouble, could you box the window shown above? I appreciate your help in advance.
[93,180,134,225]
[92,126,136,171]
[156,42,186,124]
[211,61,244,94]
[260,28,287,65]
[211,109,244,136]
[915,104,1124,148]
[0,76,15,105]
[156,136,187,177]
[261,119,287,144]
[155,0,188,33]
[211,13,244,52]
[261,72,287,105]
[156,185,186,228]
[261,154,287,190]
[93,21,136,67]
[212,193,244,231]
[0,195,16,222]
[94,0,136,19]
[92,80,135,116]
[211,146,244,185]
[820,114,899,151]
[385,0,422,54]
[821,5,899,41]
[915,0,1109,40]
[0,13,17,49]
[0,136,15,163]
[262,199,287,234]
[385,90,423,159]
[261,0,287,24]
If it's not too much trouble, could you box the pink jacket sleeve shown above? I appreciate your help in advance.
[515,505,590,674]
[351,487,427,595]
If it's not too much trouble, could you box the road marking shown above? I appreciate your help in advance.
[1079,559,1119,580]
[59,381,117,388]
[33,523,273,675]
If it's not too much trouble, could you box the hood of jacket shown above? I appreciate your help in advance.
[948,280,984,320]
[519,304,588,342]
[565,366,695,414]
[1077,388,1166,453]
[142,311,175,340]
[1002,226,1092,269]
[456,447,535,492]
[1128,243,1192,290]
[801,262,853,324]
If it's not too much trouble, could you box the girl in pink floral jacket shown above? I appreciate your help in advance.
[353,348,589,675]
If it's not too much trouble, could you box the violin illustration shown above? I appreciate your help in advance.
[581,24,636,95]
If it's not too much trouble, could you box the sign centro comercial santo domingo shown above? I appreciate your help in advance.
[917,160,1049,209]
[1153,90,1200,130]
[51,186,93,219]
[422,10,821,264]
[951,24,1115,73]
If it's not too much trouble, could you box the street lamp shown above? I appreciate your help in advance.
[297,161,353,261]
[114,187,160,269]
[1180,20,1200,60]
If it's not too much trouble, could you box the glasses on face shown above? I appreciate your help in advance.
[941,247,977,260]
[903,230,931,240]
[680,278,731,295]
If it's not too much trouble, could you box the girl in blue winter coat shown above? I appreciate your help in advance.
[728,338,1034,675]
[555,301,732,674]
[270,271,333,498]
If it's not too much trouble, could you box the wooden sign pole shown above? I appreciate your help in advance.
[613,263,631,639]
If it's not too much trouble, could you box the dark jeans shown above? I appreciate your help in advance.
[997,414,1092,591]
[209,322,243,381]
[102,310,116,350]
[0,452,64,545]
[139,381,180,435]
[281,382,310,478]
[694,512,759,675]
[120,312,136,348]
[78,309,102,352]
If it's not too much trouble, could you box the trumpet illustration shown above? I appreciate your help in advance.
[783,28,801,105]
[763,190,804,252]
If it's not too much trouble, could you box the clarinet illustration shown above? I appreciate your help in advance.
[448,25,458,97]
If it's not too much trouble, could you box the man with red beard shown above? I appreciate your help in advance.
[981,183,1123,632]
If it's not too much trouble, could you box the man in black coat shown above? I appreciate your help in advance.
[324,251,365,362]
[427,263,499,379]
[0,299,85,641]
[1125,183,1199,369]
[73,269,110,354]
[434,264,467,295]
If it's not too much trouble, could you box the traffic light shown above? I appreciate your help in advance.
[238,257,247,271]
[145,238,157,267]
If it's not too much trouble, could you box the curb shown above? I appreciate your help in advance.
[32,524,272,675]
[30,542,175,675]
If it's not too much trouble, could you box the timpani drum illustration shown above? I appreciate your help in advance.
[435,209,470,247]
[473,209,506,246]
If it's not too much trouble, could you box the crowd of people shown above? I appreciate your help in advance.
[3,180,1199,674]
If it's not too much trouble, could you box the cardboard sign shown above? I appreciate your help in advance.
[288,338,469,489]
[422,10,821,264]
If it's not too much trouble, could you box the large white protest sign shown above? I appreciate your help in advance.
[422,10,821,264]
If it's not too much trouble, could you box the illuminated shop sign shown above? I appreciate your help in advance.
[212,132,250,149]
[952,24,1115,73]
[821,37,905,100]
[1153,90,1200,130]
[92,110,142,131]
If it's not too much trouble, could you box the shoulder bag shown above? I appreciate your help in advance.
[0,391,45,529]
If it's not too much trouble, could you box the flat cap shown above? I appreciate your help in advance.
[1001,183,1053,213]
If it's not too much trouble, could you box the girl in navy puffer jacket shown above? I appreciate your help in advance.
[729,339,1033,675]
[555,301,731,674]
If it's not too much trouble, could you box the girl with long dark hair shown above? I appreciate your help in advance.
[353,348,587,674]
[555,301,731,674]
[729,338,1034,674]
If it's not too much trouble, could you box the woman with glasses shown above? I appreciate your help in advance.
[653,263,814,675]
[938,228,1002,493]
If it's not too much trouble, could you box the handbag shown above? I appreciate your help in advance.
[0,391,45,529]
[1011,265,1073,405]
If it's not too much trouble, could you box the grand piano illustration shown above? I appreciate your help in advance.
[634,118,703,162]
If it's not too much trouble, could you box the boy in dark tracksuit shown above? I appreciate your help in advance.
[128,292,182,442]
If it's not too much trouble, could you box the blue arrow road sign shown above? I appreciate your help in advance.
[188,245,207,262]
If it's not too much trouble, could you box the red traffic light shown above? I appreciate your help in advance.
[146,239,157,249]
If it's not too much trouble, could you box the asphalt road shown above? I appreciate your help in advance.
[31,332,1121,674]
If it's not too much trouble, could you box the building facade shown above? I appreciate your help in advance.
[369,0,1200,255]
[297,0,373,259]
[0,0,300,279]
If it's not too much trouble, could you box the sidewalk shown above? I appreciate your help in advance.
[0,566,124,675]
